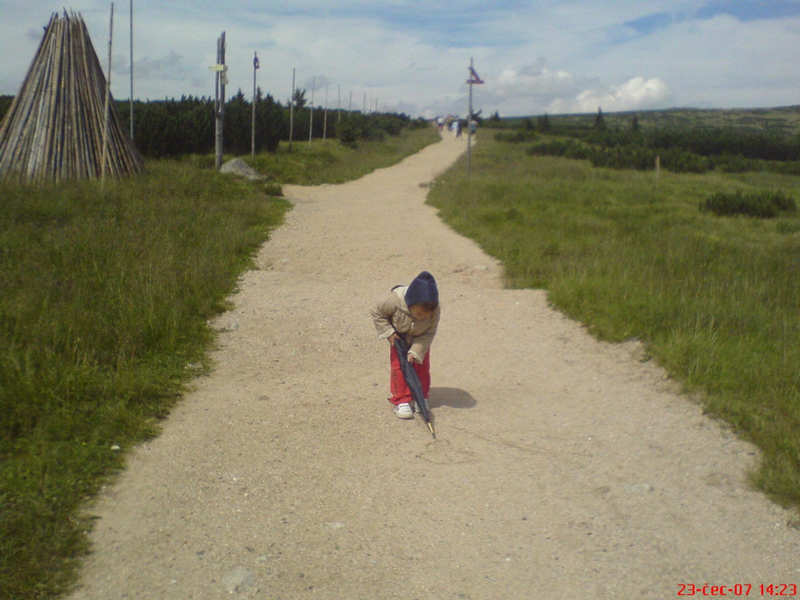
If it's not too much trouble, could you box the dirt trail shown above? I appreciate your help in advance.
[69,132,798,599]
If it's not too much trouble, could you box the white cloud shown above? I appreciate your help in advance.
[548,76,671,114]
[1,2,799,117]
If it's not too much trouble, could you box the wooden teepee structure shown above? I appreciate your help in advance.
[0,11,143,184]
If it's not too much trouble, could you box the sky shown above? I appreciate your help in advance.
[1,0,799,118]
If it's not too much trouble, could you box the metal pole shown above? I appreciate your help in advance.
[101,2,114,184]
[215,31,225,170]
[467,57,473,177]
[309,76,315,143]
[289,67,295,151]
[251,51,257,158]
[323,85,328,140]
[129,0,133,140]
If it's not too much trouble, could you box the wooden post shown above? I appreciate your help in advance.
[101,2,114,185]
[214,31,226,170]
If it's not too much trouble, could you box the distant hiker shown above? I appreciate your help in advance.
[371,271,440,420]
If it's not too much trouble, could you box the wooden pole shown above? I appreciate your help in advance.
[101,2,114,185]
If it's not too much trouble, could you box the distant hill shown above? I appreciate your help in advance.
[497,105,800,135]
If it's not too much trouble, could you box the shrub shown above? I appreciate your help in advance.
[527,140,590,160]
[700,190,797,218]
[264,183,283,197]
[495,130,538,143]
[337,118,360,148]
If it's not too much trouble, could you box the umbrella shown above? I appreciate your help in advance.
[393,336,436,438]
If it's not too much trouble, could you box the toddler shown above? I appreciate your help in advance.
[370,271,440,419]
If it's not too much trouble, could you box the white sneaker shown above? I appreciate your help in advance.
[393,403,413,419]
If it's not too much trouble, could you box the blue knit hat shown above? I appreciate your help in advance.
[405,271,438,307]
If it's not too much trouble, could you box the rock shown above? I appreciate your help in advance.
[625,483,654,494]
[220,158,264,181]
[221,566,255,594]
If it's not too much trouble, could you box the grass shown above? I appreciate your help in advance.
[428,133,800,510]
[245,126,439,184]
[0,127,439,599]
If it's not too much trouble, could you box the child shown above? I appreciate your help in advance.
[370,271,440,419]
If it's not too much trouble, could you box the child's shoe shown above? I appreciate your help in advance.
[393,403,413,419]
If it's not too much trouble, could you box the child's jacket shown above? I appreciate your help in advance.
[371,285,440,362]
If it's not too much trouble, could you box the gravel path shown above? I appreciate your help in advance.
[69,132,799,599]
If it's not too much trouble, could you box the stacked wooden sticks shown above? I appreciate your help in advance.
[0,11,143,184]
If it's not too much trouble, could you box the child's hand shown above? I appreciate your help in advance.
[407,353,420,364]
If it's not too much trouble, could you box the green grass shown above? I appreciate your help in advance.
[429,134,800,510]
[245,125,439,184]
[0,127,439,599]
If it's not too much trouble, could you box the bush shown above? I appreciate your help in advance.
[337,118,360,148]
[264,182,283,197]
[495,130,538,143]
[527,140,590,160]
[700,190,797,218]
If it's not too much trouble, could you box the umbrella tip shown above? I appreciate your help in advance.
[428,422,436,438]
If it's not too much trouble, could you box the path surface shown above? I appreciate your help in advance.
[69,133,799,599]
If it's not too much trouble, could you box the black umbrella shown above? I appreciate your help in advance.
[393,336,436,438]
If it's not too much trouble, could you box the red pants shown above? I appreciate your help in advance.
[389,346,430,405]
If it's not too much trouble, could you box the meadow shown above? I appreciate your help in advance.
[428,129,800,512]
[0,125,438,599]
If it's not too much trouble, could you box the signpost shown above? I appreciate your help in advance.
[252,51,259,158]
[210,32,227,170]
[466,57,484,177]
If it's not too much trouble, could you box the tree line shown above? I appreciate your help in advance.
[491,109,800,175]
[0,92,427,159]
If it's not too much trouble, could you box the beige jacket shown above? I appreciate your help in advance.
[370,285,441,362]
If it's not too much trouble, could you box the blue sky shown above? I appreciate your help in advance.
[1,1,799,117]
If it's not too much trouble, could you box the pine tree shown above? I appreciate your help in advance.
[594,107,606,130]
